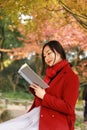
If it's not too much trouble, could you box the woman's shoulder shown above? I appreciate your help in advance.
[63,64,79,80]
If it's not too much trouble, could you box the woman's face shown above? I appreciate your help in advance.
[43,46,62,66]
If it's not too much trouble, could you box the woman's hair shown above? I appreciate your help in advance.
[41,40,66,74]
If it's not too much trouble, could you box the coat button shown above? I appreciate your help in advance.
[41,114,43,117]
[52,115,54,117]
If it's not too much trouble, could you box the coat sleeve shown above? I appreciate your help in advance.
[29,87,35,96]
[42,74,79,115]
[27,99,35,112]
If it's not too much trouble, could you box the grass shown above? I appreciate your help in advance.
[1,91,34,101]
[76,100,83,111]
[0,91,34,108]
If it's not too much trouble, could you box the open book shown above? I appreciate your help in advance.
[18,63,49,89]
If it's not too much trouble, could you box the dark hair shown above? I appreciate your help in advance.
[41,40,66,74]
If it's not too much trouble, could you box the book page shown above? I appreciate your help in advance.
[18,63,49,89]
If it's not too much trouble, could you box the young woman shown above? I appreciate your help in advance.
[0,40,79,130]
[29,40,79,130]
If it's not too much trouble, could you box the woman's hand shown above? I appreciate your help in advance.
[30,83,46,99]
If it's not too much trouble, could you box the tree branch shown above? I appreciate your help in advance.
[58,0,87,29]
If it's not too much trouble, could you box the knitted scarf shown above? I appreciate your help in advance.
[44,60,69,84]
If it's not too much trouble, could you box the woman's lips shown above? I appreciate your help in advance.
[47,60,52,64]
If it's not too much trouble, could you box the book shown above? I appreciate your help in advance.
[18,63,49,89]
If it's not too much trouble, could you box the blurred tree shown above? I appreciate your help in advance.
[0,0,87,86]
[59,0,87,29]
[0,17,24,70]
[0,0,86,29]
[0,0,87,56]
[0,59,27,92]
[66,46,87,84]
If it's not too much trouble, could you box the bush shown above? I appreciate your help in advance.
[0,77,12,92]
[0,110,14,122]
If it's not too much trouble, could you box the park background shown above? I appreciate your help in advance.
[0,0,87,129]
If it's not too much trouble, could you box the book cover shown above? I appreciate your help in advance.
[18,63,49,89]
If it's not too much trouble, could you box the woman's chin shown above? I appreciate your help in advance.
[48,63,54,67]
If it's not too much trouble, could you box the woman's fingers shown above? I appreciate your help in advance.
[30,83,45,99]
[30,83,39,89]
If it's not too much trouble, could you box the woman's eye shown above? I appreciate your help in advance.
[44,51,52,58]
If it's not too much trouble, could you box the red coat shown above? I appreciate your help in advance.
[29,60,79,130]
